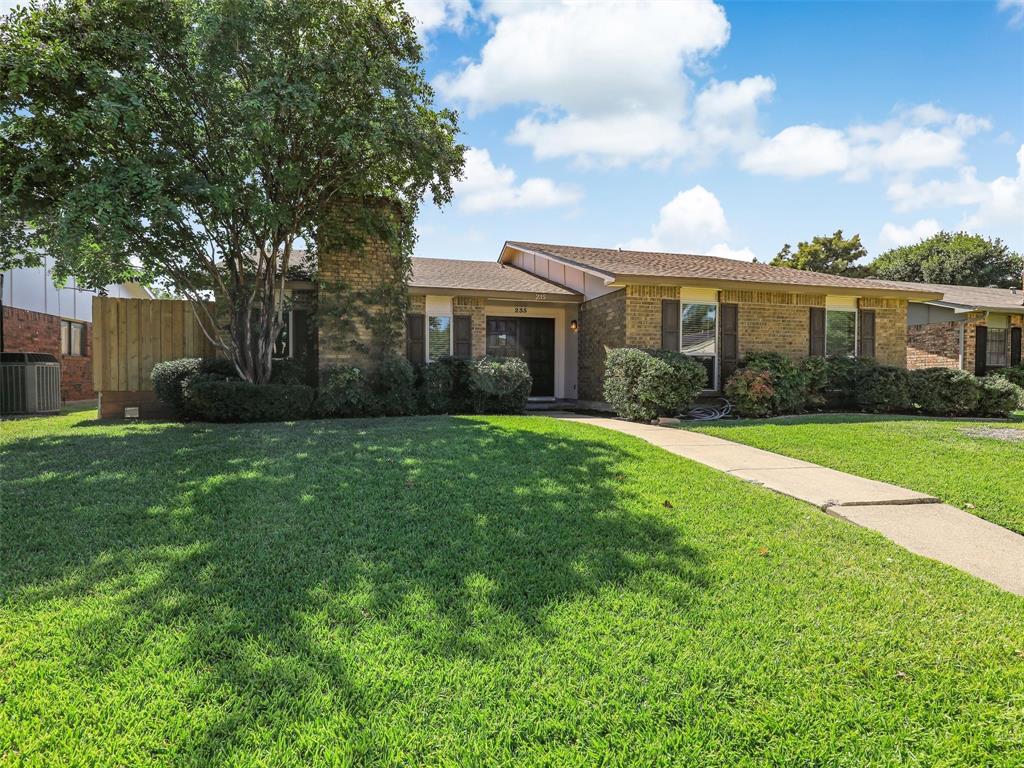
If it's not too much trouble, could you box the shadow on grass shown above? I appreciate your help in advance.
[3,414,706,761]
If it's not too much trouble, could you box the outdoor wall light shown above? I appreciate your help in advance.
[569,319,579,333]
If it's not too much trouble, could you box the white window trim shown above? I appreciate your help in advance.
[679,300,719,392]
[825,307,858,358]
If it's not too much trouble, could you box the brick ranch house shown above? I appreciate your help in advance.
[896,282,1023,375]
[274,239,945,405]
[1,260,149,402]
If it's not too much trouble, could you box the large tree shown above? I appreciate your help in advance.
[770,230,868,276]
[0,0,464,383]
[869,231,1024,288]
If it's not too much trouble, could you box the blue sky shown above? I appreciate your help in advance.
[410,0,1024,264]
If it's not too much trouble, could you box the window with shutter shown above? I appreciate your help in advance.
[406,314,425,365]
[808,308,826,357]
[857,309,875,359]
[720,303,738,383]
[974,325,988,376]
[453,315,472,359]
[660,300,679,351]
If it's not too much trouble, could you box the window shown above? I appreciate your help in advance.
[987,328,1008,368]
[680,303,717,389]
[60,320,85,356]
[428,315,451,360]
[825,310,856,358]
[274,311,292,358]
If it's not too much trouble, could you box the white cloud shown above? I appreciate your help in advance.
[692,75,776,155]
[437,0,731,164]
[454,148,582,213]
[406,0,471,36]
[741,125,850,177]
[886,145,1024,236]
[878,219,941,249]
[623,186,755,260]
[998,0,1024,26]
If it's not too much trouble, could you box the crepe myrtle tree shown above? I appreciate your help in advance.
[0,0,464,383]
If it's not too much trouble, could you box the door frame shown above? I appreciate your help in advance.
[484,302,570,399]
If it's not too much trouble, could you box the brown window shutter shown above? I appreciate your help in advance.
[974,325,987,375]
[661,300,679,351]
[809,307,826,357]
[1011,327,1022,367]
[406,313,425,365]
[720,303,739,381]
[857,309,876,359]
[453,315,472,359]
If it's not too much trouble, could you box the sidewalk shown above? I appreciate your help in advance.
[552,414,1024,596]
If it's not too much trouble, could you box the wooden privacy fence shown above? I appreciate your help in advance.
[92,297,217,414]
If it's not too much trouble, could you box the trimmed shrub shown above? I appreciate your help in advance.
[800,356,830,410]
[367,355,416,416]
[854,365,912,413]
[184,379,314,422]
[314,365,377,418]
[820,356,878,410]
[269,357,307,385]
[417,357,472,414]
[152,357,238,413]
[469,356,532,414]
[992,365,1024,389]
[975,376,1024,417]
[723,368,776,418]
[602,348,706,422]
[909,368,980,416]
[740,353,808,415]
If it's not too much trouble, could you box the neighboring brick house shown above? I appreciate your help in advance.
[896,282,1024,375]
[2,260,150,402]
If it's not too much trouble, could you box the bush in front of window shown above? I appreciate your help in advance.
[152,357,238,414]
[740,353,809,415]
[908,368,981,416]
[367,354,417,416]
[269,357,308,385]
[469,356,533,414]
[602,348,706,422]
[975,376,1024,417]
[723,368,776,418]
[417,357,472,414]
[184,378,314,422]
[992,365,1024,389]
[854,365,912,414]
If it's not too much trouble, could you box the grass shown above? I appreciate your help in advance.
[2,409,1023,766]
[687,413,1024,535]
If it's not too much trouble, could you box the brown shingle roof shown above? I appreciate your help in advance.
[504,241,942,296]
[410,257,579,296]
[877,280,1024,313]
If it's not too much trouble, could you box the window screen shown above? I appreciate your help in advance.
[61,320,85,356]
[987,328,1008,367]
[428,316,451,360]
[825,310,856,358]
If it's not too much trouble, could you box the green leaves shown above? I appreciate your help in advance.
[771,230,869,277]
[871,231,1024,287]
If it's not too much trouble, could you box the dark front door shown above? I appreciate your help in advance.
[486,316,556,397]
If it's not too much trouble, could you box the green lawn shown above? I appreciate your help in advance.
[687,413,1024,535]
[2,409,1023,766]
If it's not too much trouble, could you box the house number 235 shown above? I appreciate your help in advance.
[514,306,528,313]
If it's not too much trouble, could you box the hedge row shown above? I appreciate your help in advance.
[723,353,1024,419]
[151,355,532,422]
[602,348,707,422]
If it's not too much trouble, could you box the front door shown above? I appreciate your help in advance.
[486,316,556,397]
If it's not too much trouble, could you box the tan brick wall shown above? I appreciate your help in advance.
[720,289,823,307]
[453,295,487,357]
[907,322,960,370]
[862,298,908,368]
[578,289,625,401]
[317,201,406,368]
[735,303,810,360]
[408,295,425,314]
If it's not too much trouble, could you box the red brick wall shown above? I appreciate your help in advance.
[2,306,96,401]
[907,322,961,370]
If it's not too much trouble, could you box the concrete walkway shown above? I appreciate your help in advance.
[552,414,1024,596]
